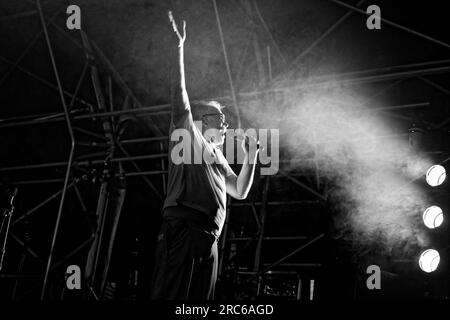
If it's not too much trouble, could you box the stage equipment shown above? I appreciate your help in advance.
[425,165,446,187]
[419,249,440,273]
[422,206,444,229]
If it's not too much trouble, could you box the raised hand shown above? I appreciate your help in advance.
[168,11,186,47]
[236,135,261,155]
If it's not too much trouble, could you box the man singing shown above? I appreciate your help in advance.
[150,12,259,300]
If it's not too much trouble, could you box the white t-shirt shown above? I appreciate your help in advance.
[163,109,234,237]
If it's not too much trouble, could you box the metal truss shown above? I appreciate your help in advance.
[0,0,167,300]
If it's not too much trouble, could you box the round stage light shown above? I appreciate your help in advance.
[426,165,446,187]
[419,249,440,273]
[423,206,444,229]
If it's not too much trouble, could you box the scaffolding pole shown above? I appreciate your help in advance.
[0,105,171,129]
[0,1,169,301]
[271,0,368,83]
[36,0,75,300]
[212,0,242,128]
[254,176,270,296]
[247,233,325,283]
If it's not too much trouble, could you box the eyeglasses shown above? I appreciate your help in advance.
[202,113,228,127]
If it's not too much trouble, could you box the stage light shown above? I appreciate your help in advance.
[419,249,440,273]
[423,206,444,229]
[426,165,446,187]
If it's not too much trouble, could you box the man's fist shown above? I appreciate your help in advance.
[236,135,261,155]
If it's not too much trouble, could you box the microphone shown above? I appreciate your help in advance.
[233,136,264,151]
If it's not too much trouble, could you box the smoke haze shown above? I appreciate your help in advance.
[241,82,433,259]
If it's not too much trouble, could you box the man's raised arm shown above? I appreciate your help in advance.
[168,11,190,124]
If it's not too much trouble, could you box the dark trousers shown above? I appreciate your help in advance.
[150,216,218,300]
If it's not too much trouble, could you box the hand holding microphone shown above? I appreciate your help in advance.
[233,135,264,153]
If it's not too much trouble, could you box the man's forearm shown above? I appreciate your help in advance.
[171,45,190,119]
[236,152,258,198]
[173,45,189,106]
